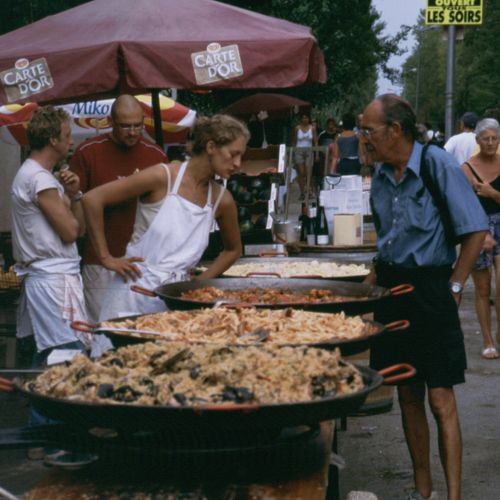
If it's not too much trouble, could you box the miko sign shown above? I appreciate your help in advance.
[426,0,483,25]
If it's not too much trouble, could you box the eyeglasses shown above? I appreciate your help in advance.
[115,122,144,131]
[357,125,387,138]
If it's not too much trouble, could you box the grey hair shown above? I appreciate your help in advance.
[475,118,500,137]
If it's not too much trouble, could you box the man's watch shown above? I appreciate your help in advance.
[449,281,463,294]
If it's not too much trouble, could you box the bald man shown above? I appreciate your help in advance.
[70,95,166,322]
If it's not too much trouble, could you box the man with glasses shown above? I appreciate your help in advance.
[360,94,488,500]
[70,94,166,325]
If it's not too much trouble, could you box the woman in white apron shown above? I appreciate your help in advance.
[82,115,249,321]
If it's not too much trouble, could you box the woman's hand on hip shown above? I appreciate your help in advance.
[101,255,144,282]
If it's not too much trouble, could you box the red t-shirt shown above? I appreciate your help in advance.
[70,134,167,265]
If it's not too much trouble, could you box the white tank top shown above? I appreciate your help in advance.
[296,127,313,148]
[127,161,224,270]
[99,161,225,320]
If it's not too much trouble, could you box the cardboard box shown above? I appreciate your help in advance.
[333,214,363,246]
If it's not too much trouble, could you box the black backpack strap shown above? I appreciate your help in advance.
[419,144,458,244]
[463,161,483,183]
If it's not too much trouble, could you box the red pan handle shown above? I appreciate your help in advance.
[71,320,98,333]
[0,376,14,393]
[290,274,323,279]
[384,320,410,332]
[258,251,288,257]
[379,363,416,384]
[130,284,156,297]
[246,272,282,278]
[389,284,415,296]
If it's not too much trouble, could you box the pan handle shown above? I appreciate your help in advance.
[0,376,14,393]
[71,320,98,333]
[384,319,410,332]
[246,272,282,278]
[258,251,288,257]
[379,363,416,384]
[194,403,260,412]
[130,284,156,297]
[389,284,415,296]
[221,303,254,309]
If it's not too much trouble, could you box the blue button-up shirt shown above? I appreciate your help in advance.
[370,141,488,267]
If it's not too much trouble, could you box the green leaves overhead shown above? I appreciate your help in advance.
[401,1,500,128]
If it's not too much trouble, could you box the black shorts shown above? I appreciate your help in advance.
[370,262,467,388]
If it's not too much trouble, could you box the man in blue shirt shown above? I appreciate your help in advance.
[360,94,488,500]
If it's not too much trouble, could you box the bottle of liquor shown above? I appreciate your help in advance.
[315,205,330,245]
[306,205,317,245]
[299,202,308,242]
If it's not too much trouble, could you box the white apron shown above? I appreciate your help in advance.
[99,162,225,320]
[15,257,108,353]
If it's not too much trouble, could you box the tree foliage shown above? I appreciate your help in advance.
[401,1,500,129]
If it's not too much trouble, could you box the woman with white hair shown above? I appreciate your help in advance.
[462,118,500,359]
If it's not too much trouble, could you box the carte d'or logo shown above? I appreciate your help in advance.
[0,57,54,103]
[191,43,243,86]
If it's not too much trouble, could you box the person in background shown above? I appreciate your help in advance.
[293,113,317,201]
[461,118,500,359]
[11,106,88,369]
[311,117,321,136]
[70,94,166,323]
[360,94,488,500]
[471,108,500,156]
[416,123,429,145]
[425,122,435,143]
[444,111,478,165]
[316,118,338,188]
[431,123,446,148]
[329,112,363,175]
[317,118,338,148]
[82,115,247,321]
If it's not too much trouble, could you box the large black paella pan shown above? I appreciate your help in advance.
[131,277,413,316]
[0,364,414,433]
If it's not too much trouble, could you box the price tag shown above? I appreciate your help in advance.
[278,144,286,173]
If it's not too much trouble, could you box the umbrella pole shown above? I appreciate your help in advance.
[151,90,164,149]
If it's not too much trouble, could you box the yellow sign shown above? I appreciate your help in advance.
[426,0,483,25]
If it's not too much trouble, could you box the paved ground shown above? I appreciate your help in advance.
[338,278,500,500]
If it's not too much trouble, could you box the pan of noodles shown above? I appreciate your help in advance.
[72,307,410,356]
[199,256,370,282]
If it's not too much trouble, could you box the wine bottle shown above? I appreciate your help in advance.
[306,206,317,246]
[315,205,329,245]
[298,202,307,241]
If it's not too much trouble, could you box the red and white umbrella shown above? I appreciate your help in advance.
[0,93,196,146]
